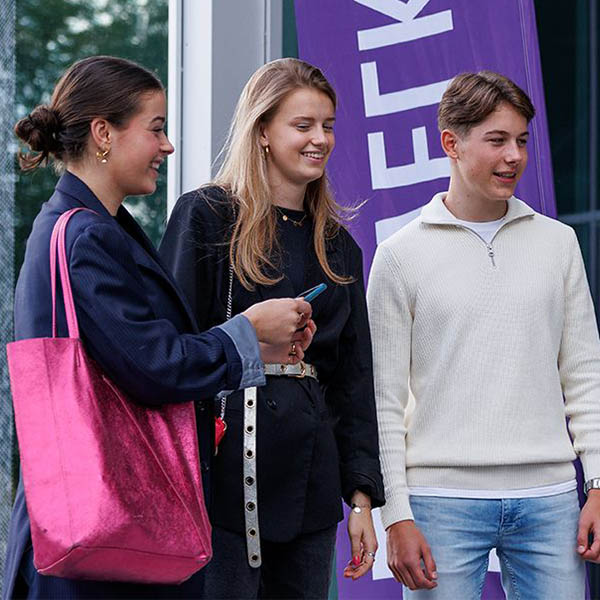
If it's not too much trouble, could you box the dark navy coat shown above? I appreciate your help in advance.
[3,172,259,599]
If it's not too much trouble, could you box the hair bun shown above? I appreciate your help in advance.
[15,105,62,154]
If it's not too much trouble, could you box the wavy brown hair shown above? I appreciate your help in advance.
[213,58,352,290]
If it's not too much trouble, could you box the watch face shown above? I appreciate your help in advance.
[586,478,600,493]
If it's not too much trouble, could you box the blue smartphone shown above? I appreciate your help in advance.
[298,283,327,302]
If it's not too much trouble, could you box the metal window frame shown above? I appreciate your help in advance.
[167,0,282,216]
[0,0,15,593]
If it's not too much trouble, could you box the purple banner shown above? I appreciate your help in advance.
[296,0,555,272]
[296,1,556,598]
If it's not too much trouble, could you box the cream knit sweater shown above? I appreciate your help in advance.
[367,193,600,529]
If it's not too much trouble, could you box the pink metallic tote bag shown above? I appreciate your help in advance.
[7,208,212,584]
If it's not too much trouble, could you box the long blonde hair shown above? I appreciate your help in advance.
[213,58,352,290]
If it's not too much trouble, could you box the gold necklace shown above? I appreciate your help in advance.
[276,207,307,227]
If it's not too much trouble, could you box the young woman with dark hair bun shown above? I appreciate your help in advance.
[3,55,315,600]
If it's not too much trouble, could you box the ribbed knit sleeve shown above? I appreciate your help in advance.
[367,243,414,527]
[560,228,600,481]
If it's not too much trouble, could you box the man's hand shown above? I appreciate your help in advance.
[577,490,600,562]
[386,520,437,590]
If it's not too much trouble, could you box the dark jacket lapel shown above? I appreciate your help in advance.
[55,171,199,332]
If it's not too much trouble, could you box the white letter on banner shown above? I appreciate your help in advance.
[355,0,453,51]
[355,0,429,21]
[368,126,449,189]
[361,63,450,117]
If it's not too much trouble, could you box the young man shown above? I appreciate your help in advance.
[367,71,600,599]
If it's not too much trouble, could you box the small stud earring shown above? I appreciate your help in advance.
[264,145,270,155]
[96,148,110,164]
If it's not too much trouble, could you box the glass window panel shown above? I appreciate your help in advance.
[535,0,590,216]
[15,0,168,280]
[573,222,590,270]
[0,0,16,582]
[282,0,298,58]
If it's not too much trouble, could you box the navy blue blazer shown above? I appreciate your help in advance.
[3,172,264,599]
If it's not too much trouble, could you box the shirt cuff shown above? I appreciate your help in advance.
[342,472,386,509]
[215,314,266,389]
[580,453,600,484]
[380,492,414,529]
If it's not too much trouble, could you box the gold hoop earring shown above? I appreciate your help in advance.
[96,148,110,164]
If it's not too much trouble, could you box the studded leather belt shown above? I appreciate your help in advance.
[263,361,318,380]
[242,361,318,567]
[243,387,260,567]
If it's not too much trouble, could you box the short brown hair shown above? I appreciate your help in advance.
[437,70,535,137]
[15,55,163,171]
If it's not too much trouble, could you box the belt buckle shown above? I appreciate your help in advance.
[292,361,306,378]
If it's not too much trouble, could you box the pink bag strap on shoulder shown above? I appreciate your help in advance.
[50,207,97,339]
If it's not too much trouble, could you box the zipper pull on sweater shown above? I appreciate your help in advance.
[487,244,496,267]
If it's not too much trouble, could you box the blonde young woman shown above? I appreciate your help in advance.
[160,58,384,599]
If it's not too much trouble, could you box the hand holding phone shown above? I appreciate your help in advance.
[298,283,327,302]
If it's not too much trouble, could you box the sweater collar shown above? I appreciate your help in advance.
[420,192,535,226]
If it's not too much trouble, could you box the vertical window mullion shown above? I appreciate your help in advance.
[590,0,598,303]
[0,0,15,593]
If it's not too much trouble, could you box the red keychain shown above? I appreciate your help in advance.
[215,265,233,455]
[214,416,227,449]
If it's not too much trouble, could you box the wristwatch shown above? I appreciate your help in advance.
[584,478,600,495]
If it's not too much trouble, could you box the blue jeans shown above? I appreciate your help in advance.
[404,491,585,600]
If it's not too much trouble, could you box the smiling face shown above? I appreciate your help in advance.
[444,102,529,208]
[259,87,335,202]
[107,90,174,198]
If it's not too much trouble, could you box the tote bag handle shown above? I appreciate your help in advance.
[50,207,95,339]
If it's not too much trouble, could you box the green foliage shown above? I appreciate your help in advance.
[15,0,169,278]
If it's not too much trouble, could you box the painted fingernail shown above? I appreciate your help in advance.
[578,545,586,553]
[352,555,361,566]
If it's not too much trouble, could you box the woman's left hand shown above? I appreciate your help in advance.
[258,319,316,364]
[293,319,316,352]
[343,490,378,580]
